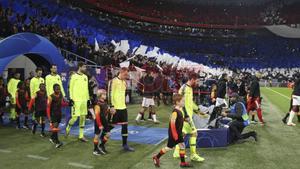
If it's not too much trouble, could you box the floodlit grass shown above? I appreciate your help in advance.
[0,87,299,169]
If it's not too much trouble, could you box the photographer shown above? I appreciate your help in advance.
[221,93,257,144]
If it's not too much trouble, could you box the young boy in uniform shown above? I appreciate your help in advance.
[28,83,48,137]
[152,94,193,168]
[15,81,30,129]
[47,84,68,148]
[93,89,113,155]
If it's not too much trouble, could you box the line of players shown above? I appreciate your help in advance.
[0,63,134,154]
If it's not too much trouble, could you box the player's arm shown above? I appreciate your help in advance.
[170,111,178,141]
[46,96,52,120]
[94,105,103,129]
[69,75,74,100]
[108,79,116,107]
[45,76,50,96]
[15,91,21,109]
[28,97,35,111]
[84,75,89,101]
[7,80,12,96]
[30,79,35,98]
[58,76,66,97]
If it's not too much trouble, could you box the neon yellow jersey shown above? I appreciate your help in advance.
[69,73,89,102]
[7,78,20,100]
[30,77,45,98]
[108,77,126,110]
[45,74,65,96]
[178,84,198,118]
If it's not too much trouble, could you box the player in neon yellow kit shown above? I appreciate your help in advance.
[45,64,65,97]
[30,67,45,98]
[7,73,20,121]
[108,67,134,151]
[66,62,89,142]
[173,74,205,162]
[30,68,45,121]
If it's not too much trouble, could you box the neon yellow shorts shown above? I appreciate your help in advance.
[72,101,87,117]
[182,121,197,135]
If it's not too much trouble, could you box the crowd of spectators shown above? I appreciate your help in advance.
[1,0,300,77]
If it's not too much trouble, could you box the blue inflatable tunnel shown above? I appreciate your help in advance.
[0,33,67,74]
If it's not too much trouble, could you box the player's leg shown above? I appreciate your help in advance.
[79,115,87,141]
[255,98,264,125]
[287,96,299,126]
[40,116,46,137]
[190,130,204,162]
[99,131,110,153]
[150,105,159,124]
[153,146,172,167]
[282,98,293,124]
[66,101,81,137]
[10,98,17,122]
[31,111,38,134]
[178,143,193,167]
[121,109,134,151]
[15,108,21,129]
[23,109,29,129]
[136,99,147,123]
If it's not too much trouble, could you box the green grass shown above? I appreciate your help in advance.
[1,87,300,169]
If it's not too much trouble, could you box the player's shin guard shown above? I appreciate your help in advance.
[287,111,296,125]
[93,138,99,151]
[156,148,166,159]
[173,145,180,158]
[135,112,143,121]
[256,108,264,123]
[189,136,197,155]
[79,116,86,139]
[66,116,77,135]
[121,124,128,146]
[10,107,16,120]
[179,149,186,163]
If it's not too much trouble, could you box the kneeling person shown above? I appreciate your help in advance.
[221,93,257,144]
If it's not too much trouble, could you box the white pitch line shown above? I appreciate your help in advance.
[0,149,12,153]
[155,136,168,146]
[266,87,290,100]
[68,162,94,169]
[27,155,49,161]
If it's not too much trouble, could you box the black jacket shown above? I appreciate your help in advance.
[293,78,300,96]
[217,79,227,98]
[249,77,260,98]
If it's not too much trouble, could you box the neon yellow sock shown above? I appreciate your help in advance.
[79,116,86,138]
[66,116,78,133]
[189,136,197,155]
[10,108,16,119]
[173,144,180,156]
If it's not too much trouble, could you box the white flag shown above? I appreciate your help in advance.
[95,38,100,52]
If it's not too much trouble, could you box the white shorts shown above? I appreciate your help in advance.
[292,95,300,106]
[215,98,228,107]
[142,97,155,108]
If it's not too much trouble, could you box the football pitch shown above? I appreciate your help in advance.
[1,87,300,169]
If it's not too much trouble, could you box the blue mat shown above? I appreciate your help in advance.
[1,115,168,145]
